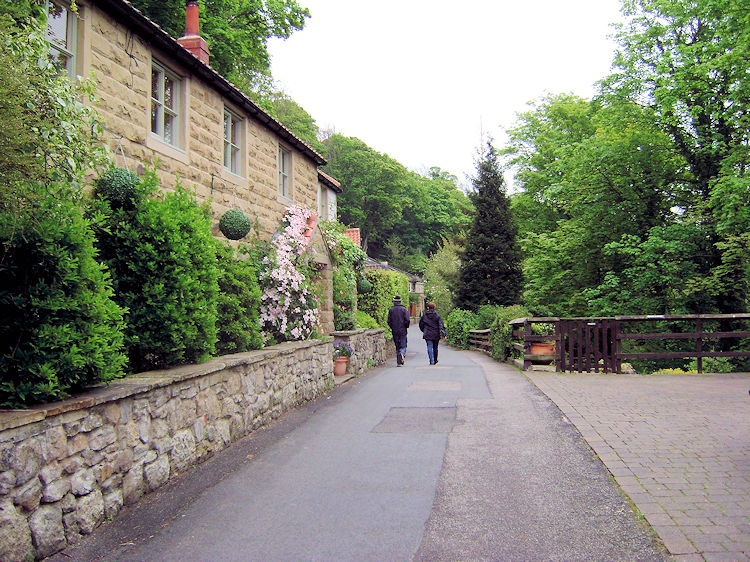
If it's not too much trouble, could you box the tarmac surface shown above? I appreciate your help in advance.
[50,325,749,561]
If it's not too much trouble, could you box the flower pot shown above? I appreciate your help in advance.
[333,357,349,376]
[530,343,555,355]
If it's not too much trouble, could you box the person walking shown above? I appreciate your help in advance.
[419,302,446,365]
[387,295,410,367]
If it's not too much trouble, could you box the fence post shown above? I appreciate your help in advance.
[523,319,532,370]
[555,319,563,372]
[696,318,703,373]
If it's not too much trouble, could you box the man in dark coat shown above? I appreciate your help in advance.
[387,295,410,366]
[419,302,446,365]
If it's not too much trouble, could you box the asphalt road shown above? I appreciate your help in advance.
[51,326,666,561]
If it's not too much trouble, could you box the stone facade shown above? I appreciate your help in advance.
[330,329,388,376]
[66,0,334,332]
[0,340,334,561]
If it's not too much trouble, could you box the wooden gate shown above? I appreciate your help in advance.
[558,318,619,373]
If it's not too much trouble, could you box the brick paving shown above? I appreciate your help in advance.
[526,372,750,561]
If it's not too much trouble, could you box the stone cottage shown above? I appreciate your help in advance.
[45,0,339,331]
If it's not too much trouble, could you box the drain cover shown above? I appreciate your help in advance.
[371,407,456,434]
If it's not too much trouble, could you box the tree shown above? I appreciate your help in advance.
[602,0,750,313]
[454,143,522,311]
[128,0,309,89]
[268,91,325,154]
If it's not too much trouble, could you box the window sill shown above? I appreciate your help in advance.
[146,135,189,165]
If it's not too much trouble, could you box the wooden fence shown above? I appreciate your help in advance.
[508,314,750,373]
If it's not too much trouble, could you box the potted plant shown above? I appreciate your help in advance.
[332,340,353,376]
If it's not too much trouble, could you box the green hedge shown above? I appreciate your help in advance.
[489,304,530,360]
[0,188,127,406]
[215,241,263,355]
[94,169,218,372]
[358,269,409,338]
[445,308,478,349]
[355,310,379,329]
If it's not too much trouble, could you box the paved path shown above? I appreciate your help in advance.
[53,326,666,561]
[527,371,750,561]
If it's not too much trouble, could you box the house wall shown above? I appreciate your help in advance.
[76,2,333,333]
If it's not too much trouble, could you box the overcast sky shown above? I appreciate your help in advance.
[268,0,624,188]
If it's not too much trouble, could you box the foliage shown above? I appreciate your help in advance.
[214,240,263,355]
[489,305,530,361]
[322,134,472,266]
[219,209,253,240]
[127,0,309,92]
[0,17,124,407]
[357,269,409,338]
[455,143,522,311]
[0,17,107,209]
[323,220,366,330]
[93,169,218,372]
[424,239,461,319]
[0,187,127,407]
[445,308,478,349]
[686,357,735,374]
[354,310,379,329]
[258,205,320,342]
[268,91,325,154]
[94,167,142,208]
[476,305,501,329]
[332,339,353,359]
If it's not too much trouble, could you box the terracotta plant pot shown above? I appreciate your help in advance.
[530,343,555,355]
[333,357,348,376]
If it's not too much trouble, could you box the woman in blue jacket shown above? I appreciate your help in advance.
[419,302,446,365]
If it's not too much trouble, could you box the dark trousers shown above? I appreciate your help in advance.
[393,334,407,365]
[426,339,440,364]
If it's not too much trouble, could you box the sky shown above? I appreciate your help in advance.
[268,0,624,188]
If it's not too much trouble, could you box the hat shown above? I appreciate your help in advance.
[393,295,402,303]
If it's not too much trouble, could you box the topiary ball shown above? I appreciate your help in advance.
[219,209,252,240]
[356,275,372,294]
[94,167,141,207]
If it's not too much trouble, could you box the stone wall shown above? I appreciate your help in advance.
[330,329,388,376]
[0,339,333,561]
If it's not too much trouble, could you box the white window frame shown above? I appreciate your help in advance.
[151,61,182,147]
[223,109,243,176]
[278,145,291,199]
[46,1,77,79]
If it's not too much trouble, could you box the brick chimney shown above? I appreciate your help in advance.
[177,1,209,65]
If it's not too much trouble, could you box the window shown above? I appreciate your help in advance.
[151,62,181,146]
[278,146,291,198]
[224,109,242,175]
[46,1,77,78]
[318,184,328,220]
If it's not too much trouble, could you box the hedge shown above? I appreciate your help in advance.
[445,308,479,349]
[357,269,409,338]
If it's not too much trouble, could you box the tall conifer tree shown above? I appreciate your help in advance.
[454,143,522,311]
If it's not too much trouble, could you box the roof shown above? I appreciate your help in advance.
[317,170,342,193]
[95,0,326,167]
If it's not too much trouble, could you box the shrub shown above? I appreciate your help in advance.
[686,357,735,373]
[334,307,356,331]
[93,170,218,372]
[476,304,501,329]
[357,269,409,338]
[446,308,479,349]
[489,304,530,360]
[0,188,127,406]
[219,209,253,240]
[355,310,379,329]
[214,241,263,355]
[94,167,141,208]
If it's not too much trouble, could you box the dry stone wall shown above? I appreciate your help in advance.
[0,339,333,561]
[330,329,388,376]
